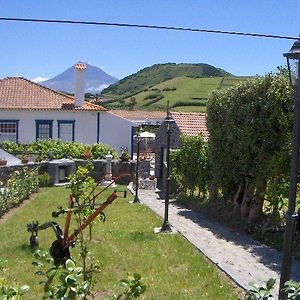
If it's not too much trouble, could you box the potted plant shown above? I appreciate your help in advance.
[21,153,29,164]
[120,147,130,162]
[0,158,7,166]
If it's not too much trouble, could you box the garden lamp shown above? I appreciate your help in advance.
[133,126,141,203]
[160,108,175,232]
[279,39,300,299]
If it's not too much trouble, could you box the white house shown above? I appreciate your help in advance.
[0,63,135,154]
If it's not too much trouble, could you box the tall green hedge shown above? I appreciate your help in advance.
[206,70,293,223]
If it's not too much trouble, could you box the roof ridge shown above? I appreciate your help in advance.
[0,76,106,111]
[1,76,74,100]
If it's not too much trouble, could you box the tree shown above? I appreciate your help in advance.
[206,70,293,224]
[171,135,209,197]
[129,97,137,110]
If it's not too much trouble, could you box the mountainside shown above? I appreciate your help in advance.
[101,63,232,99]
[41,63,118,93]
[104,76,251,112]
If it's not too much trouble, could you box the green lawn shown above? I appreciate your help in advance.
[0,186,243,299]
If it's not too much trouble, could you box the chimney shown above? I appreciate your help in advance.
[74,62,86,107]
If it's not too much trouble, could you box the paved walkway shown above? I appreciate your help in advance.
[134,187,300,297]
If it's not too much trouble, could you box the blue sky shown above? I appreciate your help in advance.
[0,0,299,81]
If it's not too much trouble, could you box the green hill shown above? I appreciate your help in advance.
[104,76,251,112]
[101,63,232,99]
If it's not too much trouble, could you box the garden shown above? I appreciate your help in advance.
[0,165,243,299]
[1,70,300,299]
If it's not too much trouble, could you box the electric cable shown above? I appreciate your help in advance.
[0,17,298,41]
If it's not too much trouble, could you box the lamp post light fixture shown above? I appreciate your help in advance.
[133,127,141,203]
[279,40,300,300]
[160,110,175,232]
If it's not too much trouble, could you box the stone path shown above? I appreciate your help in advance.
[134,187,300,297]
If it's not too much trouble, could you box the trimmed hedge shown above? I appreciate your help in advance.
[0,167,39,217]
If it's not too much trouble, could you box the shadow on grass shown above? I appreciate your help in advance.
[17,242,37,254]
[128,231,156,242]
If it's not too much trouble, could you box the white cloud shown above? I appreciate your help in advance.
[31,76,49,83]
[86,84,108,93]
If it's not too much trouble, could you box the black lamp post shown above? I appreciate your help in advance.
[133,127,141,203]
[279,40,300,299]
[160,110,175,232]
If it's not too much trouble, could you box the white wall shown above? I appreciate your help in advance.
[0,110,135,154]
[0,109,99,144]
[99,112,134,154]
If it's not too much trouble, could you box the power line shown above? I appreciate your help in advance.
[0,17,299,41]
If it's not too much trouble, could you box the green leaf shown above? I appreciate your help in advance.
[266,278,276,290]
[65,275,77,287]
[46,268,57,280]
[65,259,75,272]
[20,285,30,294]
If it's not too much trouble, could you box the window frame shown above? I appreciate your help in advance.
[57,120,75,142]
[0,119,19,143]
[35,120,53,141]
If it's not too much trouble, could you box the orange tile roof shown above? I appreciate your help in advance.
[0,77,106,111]
[171,112,209,140]
[110,110,166,121]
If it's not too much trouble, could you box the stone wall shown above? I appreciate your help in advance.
[0,163,46,183]
[0,160,136,185]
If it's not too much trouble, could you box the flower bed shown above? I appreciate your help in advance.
[0,167,39,217]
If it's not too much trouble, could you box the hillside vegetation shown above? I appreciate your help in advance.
[102,63,231,97]
[100,63,251,112]
[103,76,251,112]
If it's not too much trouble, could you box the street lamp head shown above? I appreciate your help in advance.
[284,40,300,88]
[165,113,175,132]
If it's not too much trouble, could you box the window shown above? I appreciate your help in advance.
[58,120,75,142]
[36,120,53,140]
[0,120,18,142]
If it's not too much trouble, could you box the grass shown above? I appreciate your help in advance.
[120,76,250,112]
[0,186,243,299]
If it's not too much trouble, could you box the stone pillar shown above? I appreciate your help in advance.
[101,153,115,186]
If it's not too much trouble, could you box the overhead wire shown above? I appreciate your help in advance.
[0,17,299,41]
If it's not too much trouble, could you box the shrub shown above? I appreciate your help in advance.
[0,140,117,161]
[171,100,207,108]
[38,172,52,187]
[143,95,164,107]
[143,91,162,100]
[162,87,176,91]
[171,135,210,197]
[0,168,39,216]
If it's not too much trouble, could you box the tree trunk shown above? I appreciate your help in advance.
[233,181,245,216]
[208,182,218,201]
[241,181,254,219]
[248,178,267,224]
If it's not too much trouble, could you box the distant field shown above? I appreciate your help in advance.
[118,76,251,112]
[172,105,207,112]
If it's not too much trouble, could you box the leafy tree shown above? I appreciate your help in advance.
[207,70,293,224]
[128,97,137,110]
[171,135,209,197]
